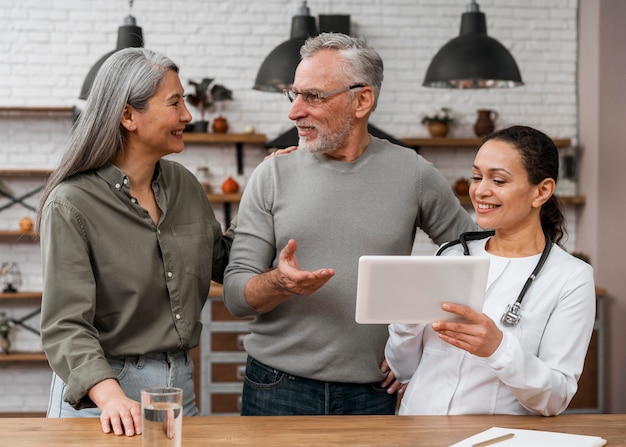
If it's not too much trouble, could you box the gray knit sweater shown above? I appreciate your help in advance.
[223,136,476,384]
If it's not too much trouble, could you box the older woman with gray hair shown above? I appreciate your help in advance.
[38,48,232,436]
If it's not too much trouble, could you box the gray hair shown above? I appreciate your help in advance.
[37,47,178,230]
[300,32,384,110]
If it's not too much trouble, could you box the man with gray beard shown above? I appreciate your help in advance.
[223,32,476,415]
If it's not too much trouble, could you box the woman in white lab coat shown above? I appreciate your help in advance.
[385,125,596,416]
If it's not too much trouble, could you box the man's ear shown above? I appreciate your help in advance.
[354,87,375,119]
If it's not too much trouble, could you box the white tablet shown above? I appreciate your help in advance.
[355,255,490,324]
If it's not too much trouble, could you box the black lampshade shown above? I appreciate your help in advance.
[253,37,309,92]
[423,1,523,89]
[79,14,144,99]
[253,2,318,92]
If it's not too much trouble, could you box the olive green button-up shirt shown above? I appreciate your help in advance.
[40,160,232,409]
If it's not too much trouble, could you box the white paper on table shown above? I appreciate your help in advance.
[449,426,607,447]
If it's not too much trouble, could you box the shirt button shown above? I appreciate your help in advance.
[115,183,121,189]
[175,314,181,320]
[167,272,173,278]
[123,178,128,185]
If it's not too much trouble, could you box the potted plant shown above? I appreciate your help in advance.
[421,107,455,138]
[186,78,233,133]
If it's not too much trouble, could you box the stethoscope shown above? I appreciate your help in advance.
[436,230,553,327]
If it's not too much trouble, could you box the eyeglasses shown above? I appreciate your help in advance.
[283,84,366,105]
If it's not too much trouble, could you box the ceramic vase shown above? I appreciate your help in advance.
[474,109,498,137]
[427,121,449,138]
[212,116,229,134]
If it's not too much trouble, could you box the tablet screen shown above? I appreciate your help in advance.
[355,255,489,324]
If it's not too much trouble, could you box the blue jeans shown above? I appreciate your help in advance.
[241,356,397,415]
[47,351,198,418]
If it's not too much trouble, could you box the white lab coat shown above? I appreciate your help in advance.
[385,239,596,415]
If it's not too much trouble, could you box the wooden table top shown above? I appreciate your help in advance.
[4,414,626,446]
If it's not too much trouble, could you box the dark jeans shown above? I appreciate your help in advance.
[241,356,397,415]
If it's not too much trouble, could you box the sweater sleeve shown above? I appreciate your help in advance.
[223,161,276,317]
[415,158,478,245]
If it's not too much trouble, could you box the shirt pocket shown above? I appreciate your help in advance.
[171,221,213,279]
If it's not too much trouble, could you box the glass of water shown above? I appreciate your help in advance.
[141,387,183,447]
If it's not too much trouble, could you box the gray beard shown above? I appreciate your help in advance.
[299,117,354,154]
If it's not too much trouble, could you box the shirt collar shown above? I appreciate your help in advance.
[95,161,163,192]
[96,163,127,191]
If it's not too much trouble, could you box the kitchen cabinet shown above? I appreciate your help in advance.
[201,283,253,415]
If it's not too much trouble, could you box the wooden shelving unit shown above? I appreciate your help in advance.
[0,169,51,177]
[208,282,223,298]
[0,352,47,362]
[0,291,45,363]
[0,231,38,243]
[183,132,267,145]
[0,106,75,117]
[206,193,243,204]
[401,137,572,149]
[0,291,42,300]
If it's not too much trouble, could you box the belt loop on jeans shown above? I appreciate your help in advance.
[136,355,146,369]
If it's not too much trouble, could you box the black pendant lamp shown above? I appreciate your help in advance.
[423,0,523,89]
[253,1,318,92]
[79,1,144,99]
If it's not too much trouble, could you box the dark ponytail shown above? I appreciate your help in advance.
[482,126,566,244]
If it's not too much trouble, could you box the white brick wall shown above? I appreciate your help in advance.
[0,0,579,414]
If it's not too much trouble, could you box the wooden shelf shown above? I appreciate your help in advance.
[183,132,267,144]
[401,137,572,148]
[0,169,51,177]
[209,282,223,298]
[0,291,42,300]
[0,352,47,362]
[207,193,242,204]
[0,231,38,243]
[557,195,587,205]
[0,106,75,117]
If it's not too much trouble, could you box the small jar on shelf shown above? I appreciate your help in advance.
[196,166,213,194]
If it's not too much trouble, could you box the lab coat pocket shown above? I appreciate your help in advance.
[515,310,549,353]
